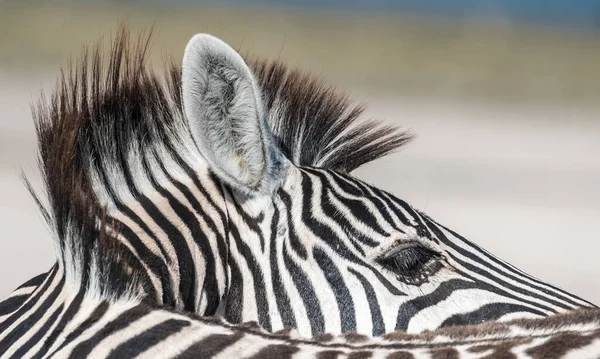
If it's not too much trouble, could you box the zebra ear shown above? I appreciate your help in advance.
[182,34,277,190]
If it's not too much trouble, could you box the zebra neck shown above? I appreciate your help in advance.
[2,270,600,358]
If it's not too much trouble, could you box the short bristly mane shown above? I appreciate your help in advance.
[249,58,412,172]
[29,26,411,297]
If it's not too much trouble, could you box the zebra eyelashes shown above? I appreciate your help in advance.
[377,242,441,285]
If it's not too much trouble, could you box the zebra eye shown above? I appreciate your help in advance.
[379,245,439,279]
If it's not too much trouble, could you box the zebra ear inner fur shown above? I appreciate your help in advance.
[182,34,276,190]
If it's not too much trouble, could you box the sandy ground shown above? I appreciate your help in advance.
[1,71,599,306]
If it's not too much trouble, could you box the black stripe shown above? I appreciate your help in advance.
[0,295,30,317]
[348,351,373,359]
[229,222,271,331]
[364,267,407,297]
[348,268,385,336]
[248,344,299,359]
[283,244,325,333]
[440,302,545,328]
[316,350,346,359]
[106,318,191,359]
[175,331,244,358]
[278,189,308,260]
[269,205,297,328]
[225,258,244,324]
[314,247,356,332]
[16,271,48,290]
[91,145,121,206]
[67,304,150,359]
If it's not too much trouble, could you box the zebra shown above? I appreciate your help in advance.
[0,26,598,357]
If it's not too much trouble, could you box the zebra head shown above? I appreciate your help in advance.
[179,34,595,336]
[36,28,594,343]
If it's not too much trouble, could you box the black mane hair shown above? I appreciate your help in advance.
[29,26,412,297]
[250,59,412,172]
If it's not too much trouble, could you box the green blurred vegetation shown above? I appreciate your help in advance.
[1,2,600,103]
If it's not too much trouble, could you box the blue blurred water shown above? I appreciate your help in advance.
[135,0,600,30]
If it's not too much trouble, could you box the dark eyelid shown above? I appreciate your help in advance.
[378,244,440,274]
[381,240,425,260]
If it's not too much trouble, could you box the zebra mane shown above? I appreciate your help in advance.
[249,58,413,172]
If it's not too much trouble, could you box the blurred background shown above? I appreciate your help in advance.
[1,1,599,304]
